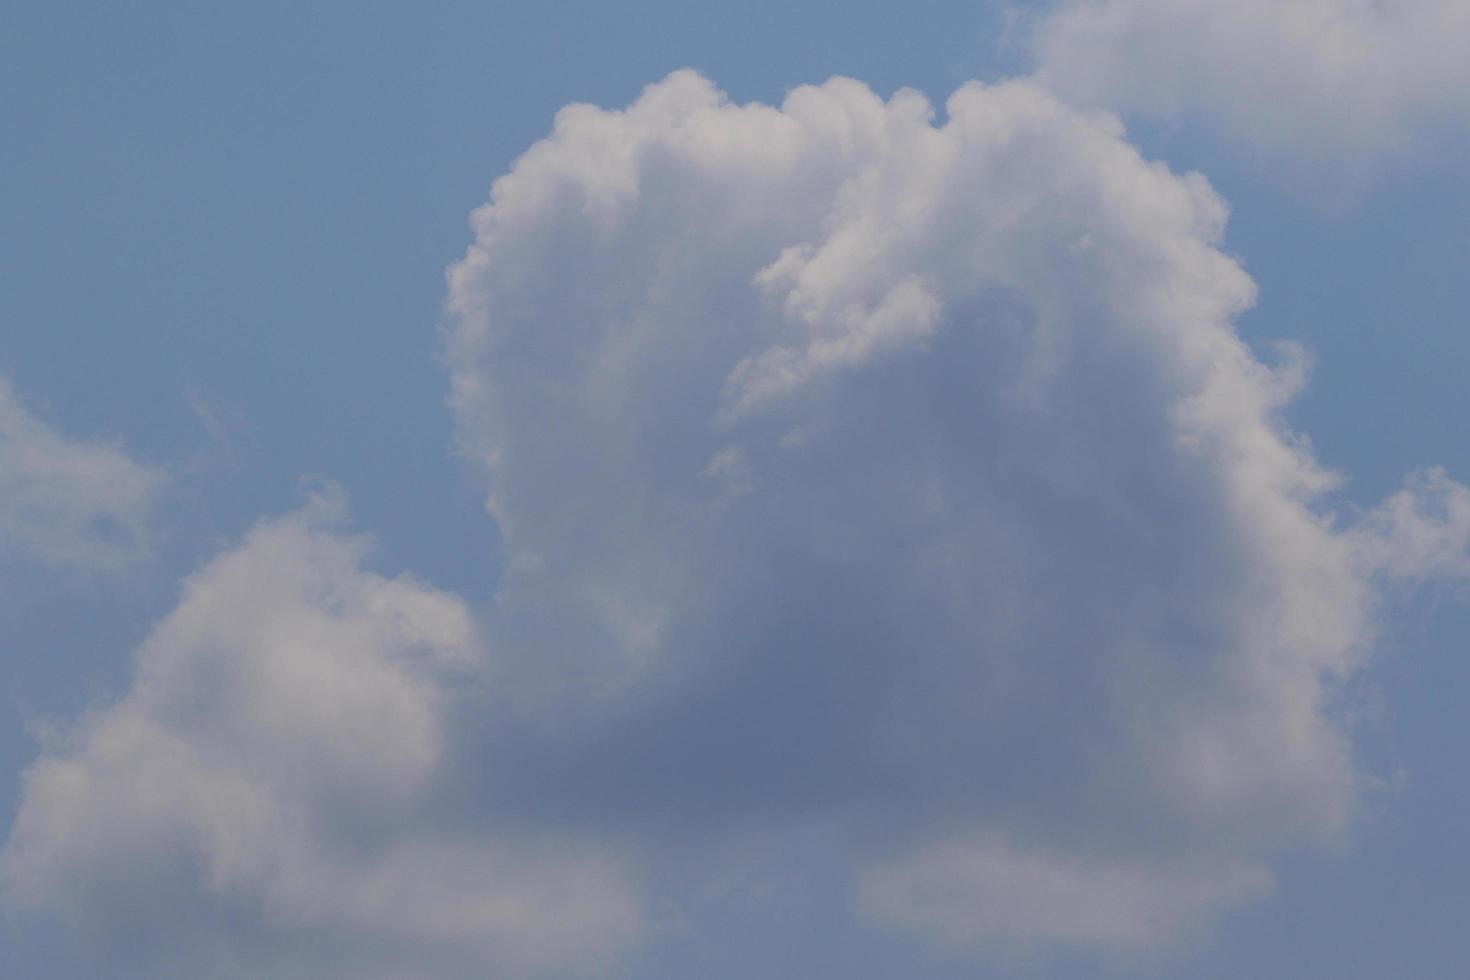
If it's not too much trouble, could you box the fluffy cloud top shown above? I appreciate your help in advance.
[445,71,1470,949]
[1,485,641,978]
[0,378,165,572]
[1032,0,1470,183]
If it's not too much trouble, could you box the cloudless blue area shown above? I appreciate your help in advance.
[2,2,1467,977]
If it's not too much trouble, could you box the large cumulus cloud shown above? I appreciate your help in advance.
[1031,0,1470,186]
[10,70,1470,978]
[445,71,1470,949]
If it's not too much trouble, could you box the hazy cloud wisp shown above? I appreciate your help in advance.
[0,378,165,573]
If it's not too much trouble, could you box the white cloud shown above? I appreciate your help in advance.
[0,378,165,573]
[1,484,643,978]
[1031,0,1470,185]
[444,71,1470,950]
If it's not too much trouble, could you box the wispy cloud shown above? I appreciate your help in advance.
[0,378,166,574]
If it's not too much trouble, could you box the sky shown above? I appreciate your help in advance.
[2,2,1469,978]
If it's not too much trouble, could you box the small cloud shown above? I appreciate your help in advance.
[0,377,167,574]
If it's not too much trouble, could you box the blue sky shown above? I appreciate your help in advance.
[3,2,1469,977]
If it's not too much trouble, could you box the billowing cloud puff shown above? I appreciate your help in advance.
[0,378,165,573]
[445,71,1470,950]
[1031,0,1470,184]
[1,485,642,978]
